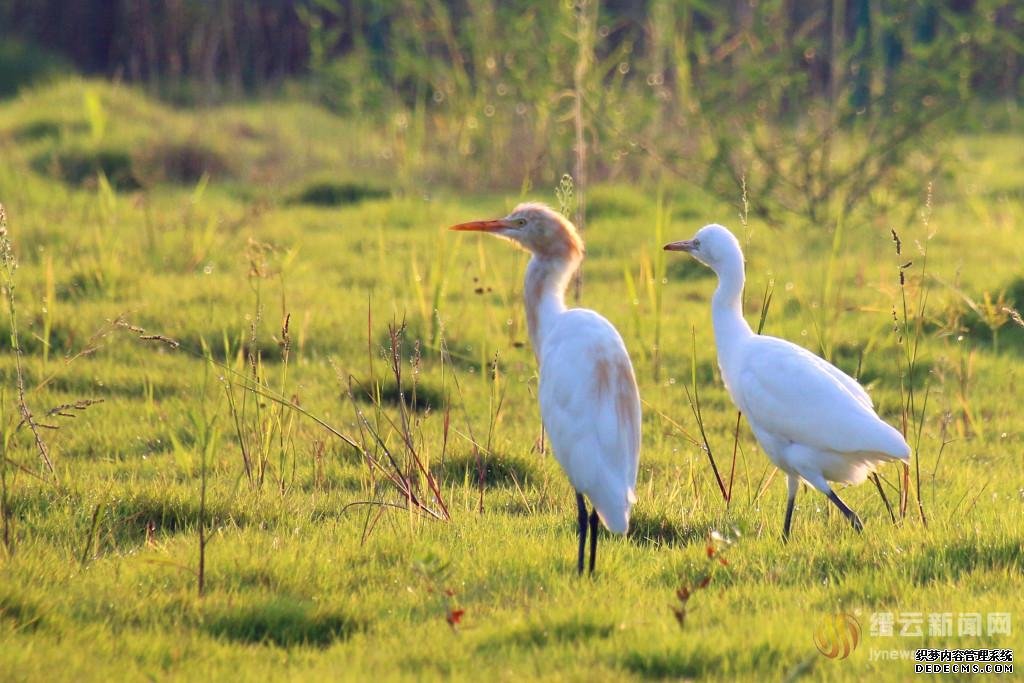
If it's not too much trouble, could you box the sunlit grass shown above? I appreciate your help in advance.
[0,81,1021,681]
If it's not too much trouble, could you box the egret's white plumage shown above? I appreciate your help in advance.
[451,203,640,572]
[665,224,910,538]
[539,309,640,534]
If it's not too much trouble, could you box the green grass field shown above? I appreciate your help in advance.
[0,80,1021,681]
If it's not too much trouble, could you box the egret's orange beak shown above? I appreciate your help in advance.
[449,218,511,232]
[663,239,697,252]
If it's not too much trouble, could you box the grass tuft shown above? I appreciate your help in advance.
[33,145,138,189]
[204,599,363,648]
[286,179,390,207]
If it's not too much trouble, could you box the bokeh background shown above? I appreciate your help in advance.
[1,1,1020,223]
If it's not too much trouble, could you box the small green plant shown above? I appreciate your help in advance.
[194,355,219,597]
[955,290,1014,354]
[671,529,739,629]
[412,552,465,630]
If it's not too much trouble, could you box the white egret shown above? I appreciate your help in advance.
[664,224,910,539]
[451,203,641,574]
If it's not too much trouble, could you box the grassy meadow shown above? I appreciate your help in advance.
[0,80,1022,680]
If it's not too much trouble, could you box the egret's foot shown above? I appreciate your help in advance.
[826,489,863,534]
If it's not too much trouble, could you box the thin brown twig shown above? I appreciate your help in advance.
[871,472,897,525]
[684,328,728,502]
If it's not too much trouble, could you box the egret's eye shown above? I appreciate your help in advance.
[515,218,527,227]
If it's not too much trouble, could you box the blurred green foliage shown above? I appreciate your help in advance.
[0,38,72,97]
[0,1,1021,224]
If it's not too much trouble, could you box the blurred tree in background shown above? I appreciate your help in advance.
[0,0,1020,224]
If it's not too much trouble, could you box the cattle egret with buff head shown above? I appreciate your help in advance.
[451,203,641,574]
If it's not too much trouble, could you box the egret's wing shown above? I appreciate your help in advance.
[820,357,872,409]
[736,336,908,459]
[538,309,641,532]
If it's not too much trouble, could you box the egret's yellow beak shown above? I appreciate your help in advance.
[449,219,511,232]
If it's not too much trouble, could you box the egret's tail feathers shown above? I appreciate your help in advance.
[819,450,910,487]
[589,486,635,535]
[875,422,912,462]
[598,507,630,535]
[893,440,912,463]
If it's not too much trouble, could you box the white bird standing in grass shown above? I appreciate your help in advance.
[450,203,641,575]
[664,224,910,539]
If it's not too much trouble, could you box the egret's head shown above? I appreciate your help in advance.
[663,224,742,272]
[449,202,583,260]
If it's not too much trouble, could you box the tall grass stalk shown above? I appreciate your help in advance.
[117,311,450,529]
[682,327,728,502]
[430,236,454,350]
[622,262,643,350]
[483,352,508,514]
[1,389,12,557]
[40,254,54,369]
[0,205,54,475]
[78,503,104,567]
[892,202,932,528]
[344,320,451,524]
[650,191,668,380]
[570,0,595,302]
[438,335,488,513]
[817,208,847,360]
[188,348,218,594]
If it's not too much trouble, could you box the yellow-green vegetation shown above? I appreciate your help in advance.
[0,81,1021,681]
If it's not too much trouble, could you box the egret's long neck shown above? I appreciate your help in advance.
[711,253,754,360]
[524,254,579,362]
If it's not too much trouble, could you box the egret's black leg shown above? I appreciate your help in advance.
[588,509,599,575]
[783,495,796,542]
[576,493,588,575]
[826,489,864,532]
[782,475,799,542]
